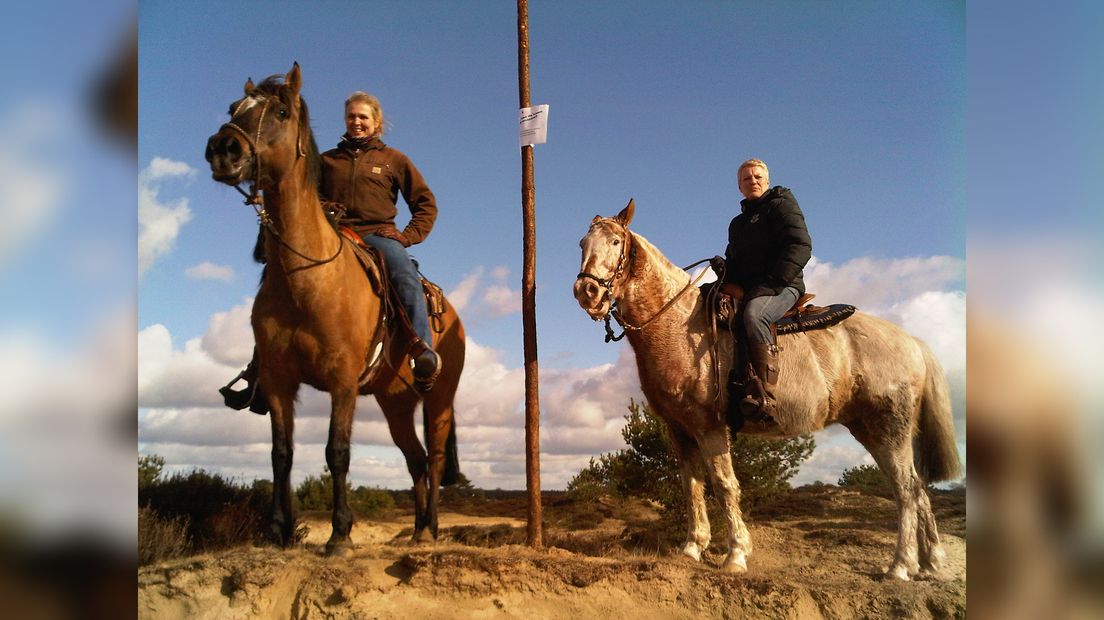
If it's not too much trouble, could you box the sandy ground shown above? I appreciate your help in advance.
[138,487,965,619]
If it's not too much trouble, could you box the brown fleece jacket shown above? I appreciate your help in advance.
[319,137,438,244]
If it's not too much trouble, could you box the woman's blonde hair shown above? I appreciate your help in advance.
[344,91,387,137]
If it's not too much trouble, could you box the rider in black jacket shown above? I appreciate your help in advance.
[714,159,812,422]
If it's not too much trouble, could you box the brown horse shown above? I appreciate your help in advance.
[573,200,961,579]
[205,63,465,555]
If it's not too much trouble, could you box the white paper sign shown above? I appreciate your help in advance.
[519,104,549,147]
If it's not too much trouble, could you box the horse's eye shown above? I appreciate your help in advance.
[612,239,620,246]
[277,107,289,119]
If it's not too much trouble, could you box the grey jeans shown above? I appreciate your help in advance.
[743,286,799,345]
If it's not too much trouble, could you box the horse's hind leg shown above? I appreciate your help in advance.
[376,389,429,542]
[421,381,458,541]
[915,481,946,574]
[698,429,752,573]
[846,416,922,580]
[324,385,359,556]
[666,424,711,562]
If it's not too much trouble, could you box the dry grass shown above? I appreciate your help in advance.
[138,507,191,566]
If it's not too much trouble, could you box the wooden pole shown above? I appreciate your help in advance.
[517,0,542,548]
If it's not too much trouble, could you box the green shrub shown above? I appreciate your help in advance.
[838,463,894,496]
[349,485,396,518]
[567,399,815,542]
[138,454,165,490]
[139,467,268,556]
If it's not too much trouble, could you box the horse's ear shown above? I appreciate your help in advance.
[615,198,635,227]
[243,78,255,96]
[591,215,602,225]
[286,62,301,97]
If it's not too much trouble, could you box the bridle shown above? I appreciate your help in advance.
[576,221,636,304]
[218,93,342,269]
[577,219,711,342]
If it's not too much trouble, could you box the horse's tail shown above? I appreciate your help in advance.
[915,340,962,483]
[442,415,460,486]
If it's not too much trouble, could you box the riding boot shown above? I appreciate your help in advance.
[410,338,441,394]
[219,348,271,415]
[741,342,779,422]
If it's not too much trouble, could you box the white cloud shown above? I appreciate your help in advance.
[141,156,196,182]
[446,266,522,320]
[804,254,964,314]
[139,253,968,491]
[0,103,67,268]
[139,302,643,490]
[138,324,231,408]
[199,298,255,366]
[138,157,195,276]
[185,261,235,282]
[0,308,136,544]
[447,269,482,312]
[791,426,874,486]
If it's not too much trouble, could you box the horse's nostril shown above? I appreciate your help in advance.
[227,137,242,158]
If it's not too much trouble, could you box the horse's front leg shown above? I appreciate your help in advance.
[268,390,297,547]
[699,429,752,573]
[324,386,358,557]
[667,424,711,561]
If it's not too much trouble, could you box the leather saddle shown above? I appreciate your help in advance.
[709,282,856,337]
[338,227,448,336]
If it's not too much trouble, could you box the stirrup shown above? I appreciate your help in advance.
[739,394,776,424]
[219,370,269,415]
[412,349,441,394]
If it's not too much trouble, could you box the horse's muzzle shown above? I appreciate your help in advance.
[205,131,248,184]
[573,277,609,319]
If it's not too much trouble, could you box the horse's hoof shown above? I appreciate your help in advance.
[265,525,289,548]
[722,551,748,573]
[680,542,702,562]
[884,564,911,581]
[922,545,947,572]
[411,529,436,545]
[325,540,354,557]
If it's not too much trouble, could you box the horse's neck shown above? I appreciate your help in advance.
[262,166,334,273]
[619,232,698,328]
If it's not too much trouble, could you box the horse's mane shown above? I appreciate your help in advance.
[254,75,321,189]
[248,74,323,266]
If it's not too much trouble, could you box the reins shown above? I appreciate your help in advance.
[600,256,713,343]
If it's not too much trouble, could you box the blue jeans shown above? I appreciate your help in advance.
[360,234,433,349]
[743,287,799,345]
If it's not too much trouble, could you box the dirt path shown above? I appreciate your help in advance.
[138,488,965,619]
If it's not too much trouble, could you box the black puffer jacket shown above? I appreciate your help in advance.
[722,186,812,298]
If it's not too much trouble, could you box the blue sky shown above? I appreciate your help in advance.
[135,1,967,491]
[1,0,1100,558]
